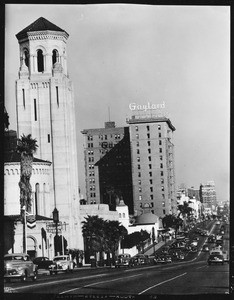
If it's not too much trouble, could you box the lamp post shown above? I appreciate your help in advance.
[152,227,156,255]
[22,205,27,254]
[53,207,59,255]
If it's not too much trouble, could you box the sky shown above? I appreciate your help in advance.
[5,4,230,202]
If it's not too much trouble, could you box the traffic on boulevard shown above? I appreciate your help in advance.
[4,216,230,295]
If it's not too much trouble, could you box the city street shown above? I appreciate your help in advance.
[4,220,230,296]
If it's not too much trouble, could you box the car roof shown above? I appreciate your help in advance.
[4,253,28,257]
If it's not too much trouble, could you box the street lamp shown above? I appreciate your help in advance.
[53,208,59,255]
[152,227,156,255]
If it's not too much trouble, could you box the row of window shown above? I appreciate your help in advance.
[89,185,96,191]
[87,134,123,141]
[23,48,60,72]
[138,178,164,185]
[90,193,96,198]
[137,163,163,170]
[135,125,161,131]
[119,213,126,218]
[138,170,164,178]
[135,133,162,139]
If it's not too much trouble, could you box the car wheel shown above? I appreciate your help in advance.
[21,271,27,282]
[31,272,37,281]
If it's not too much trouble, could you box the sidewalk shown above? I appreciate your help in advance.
[144,239,175,256]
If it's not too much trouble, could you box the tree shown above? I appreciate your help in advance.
[17,134,38,253]
[177,201,193,230]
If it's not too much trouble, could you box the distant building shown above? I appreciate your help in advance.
[95,127,134,214]
[127,116,177,217]
[187,187,200,202]
[81,121,126,205]
[200,181,217,209]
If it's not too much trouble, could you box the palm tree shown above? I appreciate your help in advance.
[17,134,38,253]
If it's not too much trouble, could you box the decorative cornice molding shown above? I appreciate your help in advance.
[18,30,68,43]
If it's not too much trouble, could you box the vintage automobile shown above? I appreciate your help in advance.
[50,255,74,274]
[115,253,131,268]
[129,254,149,266]
[4,253,37,282]
[202,244,210,252]
[207,253,224,265]
[33,256,56,271]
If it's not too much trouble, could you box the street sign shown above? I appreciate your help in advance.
[46,222,62,233]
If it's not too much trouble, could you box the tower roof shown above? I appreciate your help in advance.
[16,17,68,40]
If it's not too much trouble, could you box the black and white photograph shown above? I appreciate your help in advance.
[3,2,231,297]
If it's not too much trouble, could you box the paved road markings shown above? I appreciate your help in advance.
[196,265,207,270]
[59,273,143,294]
[138,272,187,295]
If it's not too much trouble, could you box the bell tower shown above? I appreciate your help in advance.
[15,17,82,250]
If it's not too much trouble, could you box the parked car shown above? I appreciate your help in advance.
[129,254,149,266]
[115,254,131,268]
[4,253,37,282]
[156,255,172,264]
[33,256,56,270]
[208,235,215,243]
[207,253,224,265]
[51,255,74,274]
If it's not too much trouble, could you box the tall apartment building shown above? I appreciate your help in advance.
[81,121,125,204]
[95,127,134,214]
[127,116,176,217]
[200,181,217,208]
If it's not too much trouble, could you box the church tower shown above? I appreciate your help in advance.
[15,17,82,250]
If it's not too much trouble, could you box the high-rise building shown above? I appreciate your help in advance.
[200,181,217,208]
[15,17,82,250]
[95,127,134,214]
[127,115,176,217]
[81,121,125,204]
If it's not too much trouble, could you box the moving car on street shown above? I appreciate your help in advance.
[202,244,209,252]
[33,256,56,271]
[50,255,74,274]
[115,253,131,268]
[207,253,224,265]
[4,253,37,282]
[129,254,149,266]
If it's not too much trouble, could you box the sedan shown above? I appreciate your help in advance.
[33,257,56,270]
[4,253,37,282]
[208,254,224,265]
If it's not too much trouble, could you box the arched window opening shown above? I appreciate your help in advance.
[24,50,29,67]
[37,49,44,72]
[52,49,59,66]
[35,183,40,215]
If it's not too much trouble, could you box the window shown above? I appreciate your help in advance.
[139,187,142,193]
[151,210,154,214]
[136,141,140,147]
[159,140,162,145]
[159,148,162,153]
[159,132,161,138]
[123,213,125,218]
[161,186,164,191]
[162,202,165,207]
[148,149,151,154]
[151,202,154,207]
[149,164,152,169]
[24,49,29,67]
[138,180,141,185]
[22,89,25,108]
[161,171,164,176]
[147,125,150,131]
[160,155,163,161]
[161,178,164,184]
[136,134,139,139]
[150,187,153,192]
[137,149,140,154]
[150,195,153,200]
[88,135,93,141]
[52,49,59,65]
[148,156,151,161]
[34,99,37,121]
[147,133,150,139]
[138,164,141,170]
[149,171,152,177]
[139,195,142,200]
[158,125,161,130]
[135,126,138,131]
[148,141,151,146]
[56,86,59,107]
[162,194,165,199]
[150,179,153,184]
[160,163,163,168]
[119,213,121,218]
[137,157,140,162]
[48,134,50,143]
[37,49,44,72]
[163,209,166,214]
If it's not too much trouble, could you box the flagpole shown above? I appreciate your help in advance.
[23,205,27,254]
